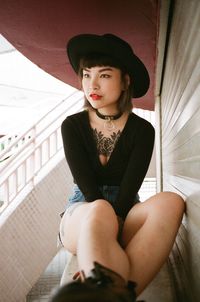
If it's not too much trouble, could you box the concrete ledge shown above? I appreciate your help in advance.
[60,252,78,285]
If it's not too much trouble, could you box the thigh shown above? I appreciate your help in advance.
[60,199,119,254]
[59,202,92,253]
[121,192,185,247]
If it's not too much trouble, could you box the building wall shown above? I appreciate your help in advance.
[160,0,200,300]
[0,156,72,302]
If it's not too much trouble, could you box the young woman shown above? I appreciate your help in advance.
[53,34,185,301]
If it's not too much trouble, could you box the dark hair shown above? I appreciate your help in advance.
[78,53,134,113]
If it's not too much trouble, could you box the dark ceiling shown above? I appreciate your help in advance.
[0,0,160,110]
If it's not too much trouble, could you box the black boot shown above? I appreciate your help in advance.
[50,262,145,302]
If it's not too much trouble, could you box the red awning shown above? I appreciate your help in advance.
[0,0,160,110]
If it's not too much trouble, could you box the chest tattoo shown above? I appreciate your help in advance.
[92,128,121,157]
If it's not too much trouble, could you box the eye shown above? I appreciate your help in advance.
[100,73,111,78]
[83,72,90,78]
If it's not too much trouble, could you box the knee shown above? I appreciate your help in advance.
[83,199,117,227]
[90,199,115,216]
[156,191,185,220]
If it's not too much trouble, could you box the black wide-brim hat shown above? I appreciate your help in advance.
[67,33,150,98]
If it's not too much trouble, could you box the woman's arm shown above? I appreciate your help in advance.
[61,117,103,202]
[116,122,155,219]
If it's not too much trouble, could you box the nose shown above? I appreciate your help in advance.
[89,75,99,90]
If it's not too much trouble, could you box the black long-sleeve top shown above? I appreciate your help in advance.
[61,110,155,219]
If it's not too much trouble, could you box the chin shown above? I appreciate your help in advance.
[90,102,102,109]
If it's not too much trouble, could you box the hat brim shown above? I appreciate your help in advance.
[67,34,150,98]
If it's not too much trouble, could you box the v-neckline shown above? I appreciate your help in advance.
[85,111,132,168]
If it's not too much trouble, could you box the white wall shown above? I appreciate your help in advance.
[160,0,200,300]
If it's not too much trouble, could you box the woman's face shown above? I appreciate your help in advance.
[82,66,127,113]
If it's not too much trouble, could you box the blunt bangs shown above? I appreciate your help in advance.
[78,53,127,77]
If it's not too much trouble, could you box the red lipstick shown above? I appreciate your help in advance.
[90,94,102,100]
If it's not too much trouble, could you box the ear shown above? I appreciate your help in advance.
[122,74,130,90]
[125,74,130,88]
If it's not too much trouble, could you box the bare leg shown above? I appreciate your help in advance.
[60,199,130,280]
[122,192,185,295]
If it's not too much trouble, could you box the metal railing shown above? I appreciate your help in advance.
[0,134,18,153]
[0,90,84,212]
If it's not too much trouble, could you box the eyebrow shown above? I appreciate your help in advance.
[83,67,114,73]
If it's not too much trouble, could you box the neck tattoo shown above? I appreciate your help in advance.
[95,110,123,131]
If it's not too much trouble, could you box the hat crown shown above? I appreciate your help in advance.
[103,33,134,55]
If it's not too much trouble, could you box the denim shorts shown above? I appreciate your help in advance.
[68,184,119,206]
[62,184,139,216]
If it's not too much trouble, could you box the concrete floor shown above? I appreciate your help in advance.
[26,249,68,302]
